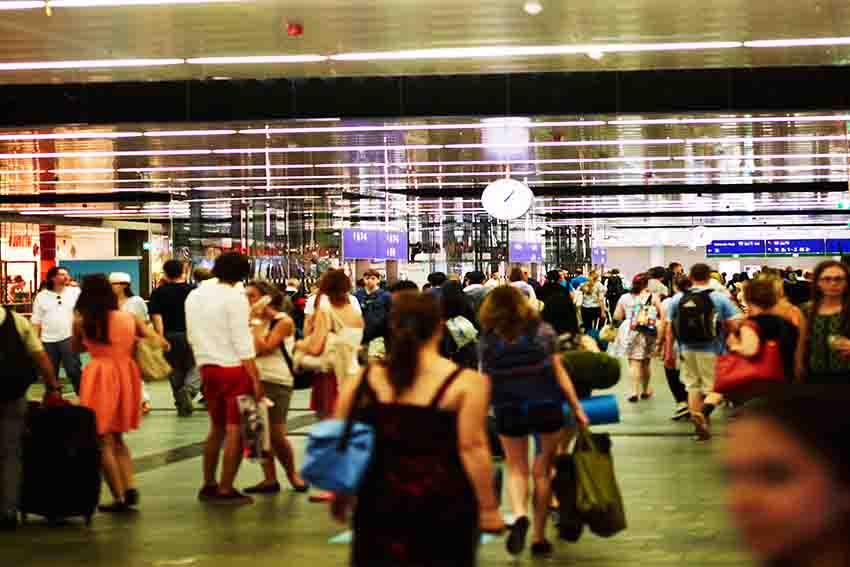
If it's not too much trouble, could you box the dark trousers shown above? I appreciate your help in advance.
[164,333,195,404]
[665,367,688,404]
[581,307,602,331]
[0,398,26,519]
[44,338,82,394]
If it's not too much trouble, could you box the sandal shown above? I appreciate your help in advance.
[244,482,281,495]
[141,402,152,415]
[641,390,654,400]
[506,516,530,556]
[627,395,639,403]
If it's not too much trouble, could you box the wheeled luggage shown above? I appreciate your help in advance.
[20,404,101,526]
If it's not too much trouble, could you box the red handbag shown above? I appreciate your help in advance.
[714,324,785,394]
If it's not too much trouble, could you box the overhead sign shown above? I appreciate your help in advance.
[706,240,766,257]
[826,238,850,255]
[591,247,608,265]
[765,239,825,256]
[509,241,543,263]
[342,229,408,261]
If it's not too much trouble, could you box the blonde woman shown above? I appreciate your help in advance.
[579,270,606,331]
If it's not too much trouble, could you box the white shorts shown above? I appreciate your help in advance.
[680,351,717,395]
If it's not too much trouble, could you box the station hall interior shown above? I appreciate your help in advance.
[2,1,850,567]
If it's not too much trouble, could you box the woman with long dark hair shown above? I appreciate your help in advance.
[723,386,850,567]
[72,274,169,512]
[798,261,850,384]
[479,286,588,557]
[332,292,504,566]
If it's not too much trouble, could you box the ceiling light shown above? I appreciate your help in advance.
[238,120,604,136]
[0,58,184,71]
[48,0,239,5]
[0,149,211,159]
[213,144,443,154]
[186,55,328,65]
[744,37,850,48]
[687,135,847,144]
[587,49,604,61]
[0,1,42,7]
[144,129,237,137]
[330,41,742,61]
[609,115,850,126]
[0,131,141,141]
[523,0,543,15]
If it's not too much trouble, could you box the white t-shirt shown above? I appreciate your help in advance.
[31,286,81,343]
[304,294,361,316]
[122,296,149,322]
[580,281,606,308]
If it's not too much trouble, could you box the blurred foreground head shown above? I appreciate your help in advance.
[723,386,850,566]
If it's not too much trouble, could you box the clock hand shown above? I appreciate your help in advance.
[504,190,515,203]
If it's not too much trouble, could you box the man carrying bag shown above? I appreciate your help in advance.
[0,306,62,530]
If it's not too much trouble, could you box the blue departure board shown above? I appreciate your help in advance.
[826,239,850,255]
[765,239,825,256]
[706,240,766,257]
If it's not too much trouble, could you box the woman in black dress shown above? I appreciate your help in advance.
[332,292,504,566]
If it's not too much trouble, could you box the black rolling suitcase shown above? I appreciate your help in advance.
[20,403,101,526]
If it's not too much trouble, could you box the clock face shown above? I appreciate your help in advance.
[481,179,534,220]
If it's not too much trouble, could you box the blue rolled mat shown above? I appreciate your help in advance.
[563,394,620,426]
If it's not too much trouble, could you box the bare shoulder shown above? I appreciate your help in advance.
[453,368,490,395]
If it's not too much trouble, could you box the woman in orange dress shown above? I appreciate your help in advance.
[72,274,169,513]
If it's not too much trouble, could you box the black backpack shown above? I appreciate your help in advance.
[0,307,39,401]
[605,277,625,306]
[673,289,717,344]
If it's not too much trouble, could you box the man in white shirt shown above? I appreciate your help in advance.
[31,266,82,393]
[185,252,261,505]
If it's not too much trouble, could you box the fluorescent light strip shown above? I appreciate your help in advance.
[0,169,43,175]
[213,144,442,155]
[609,115,850,126]
[0,58,184,71]
[144,129,237,137]
[445,139,684,150]
[745,37,850,48]
[117,165,314,173]
[0,149,212,159]
[238,120,606,135]
[687,135,848,144]
[330,41,743,61]
[0,1,42,8]
[186,55,328,65]
[0,131,141,141]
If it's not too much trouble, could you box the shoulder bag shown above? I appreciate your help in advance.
[714,321,784,394]
[300,372,375,495]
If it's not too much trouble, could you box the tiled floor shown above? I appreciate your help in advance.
[7,359,753,567]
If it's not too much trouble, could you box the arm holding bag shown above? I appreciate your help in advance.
[714,322,784,395]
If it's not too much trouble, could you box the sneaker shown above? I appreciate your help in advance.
[672,403,690,421]
[211,490,253,506]
[98,501,133,514]
[692,412,711,441]
[198,484,219,501]
[174,388,193,417]
[530,540,554,557]
[506,516,530,556]
[124,489,140,507]
[0,514,17,532]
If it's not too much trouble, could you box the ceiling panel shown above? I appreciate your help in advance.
[1,0,850,84]
[1,110,849,230]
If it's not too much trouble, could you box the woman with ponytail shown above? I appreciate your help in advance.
[332,292,504,566]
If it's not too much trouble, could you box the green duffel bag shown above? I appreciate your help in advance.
[574,428,627,538]
[562,350,621,396]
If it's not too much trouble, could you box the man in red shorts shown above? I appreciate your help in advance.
[185,252,262,505]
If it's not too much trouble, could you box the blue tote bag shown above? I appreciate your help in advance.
[301,378,375,495]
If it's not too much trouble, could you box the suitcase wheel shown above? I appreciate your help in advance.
[20,512,27,524]
[85,515,93,527]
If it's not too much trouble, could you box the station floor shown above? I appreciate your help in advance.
[3,360,753,567]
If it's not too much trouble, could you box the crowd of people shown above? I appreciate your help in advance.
[1,253,849,567]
